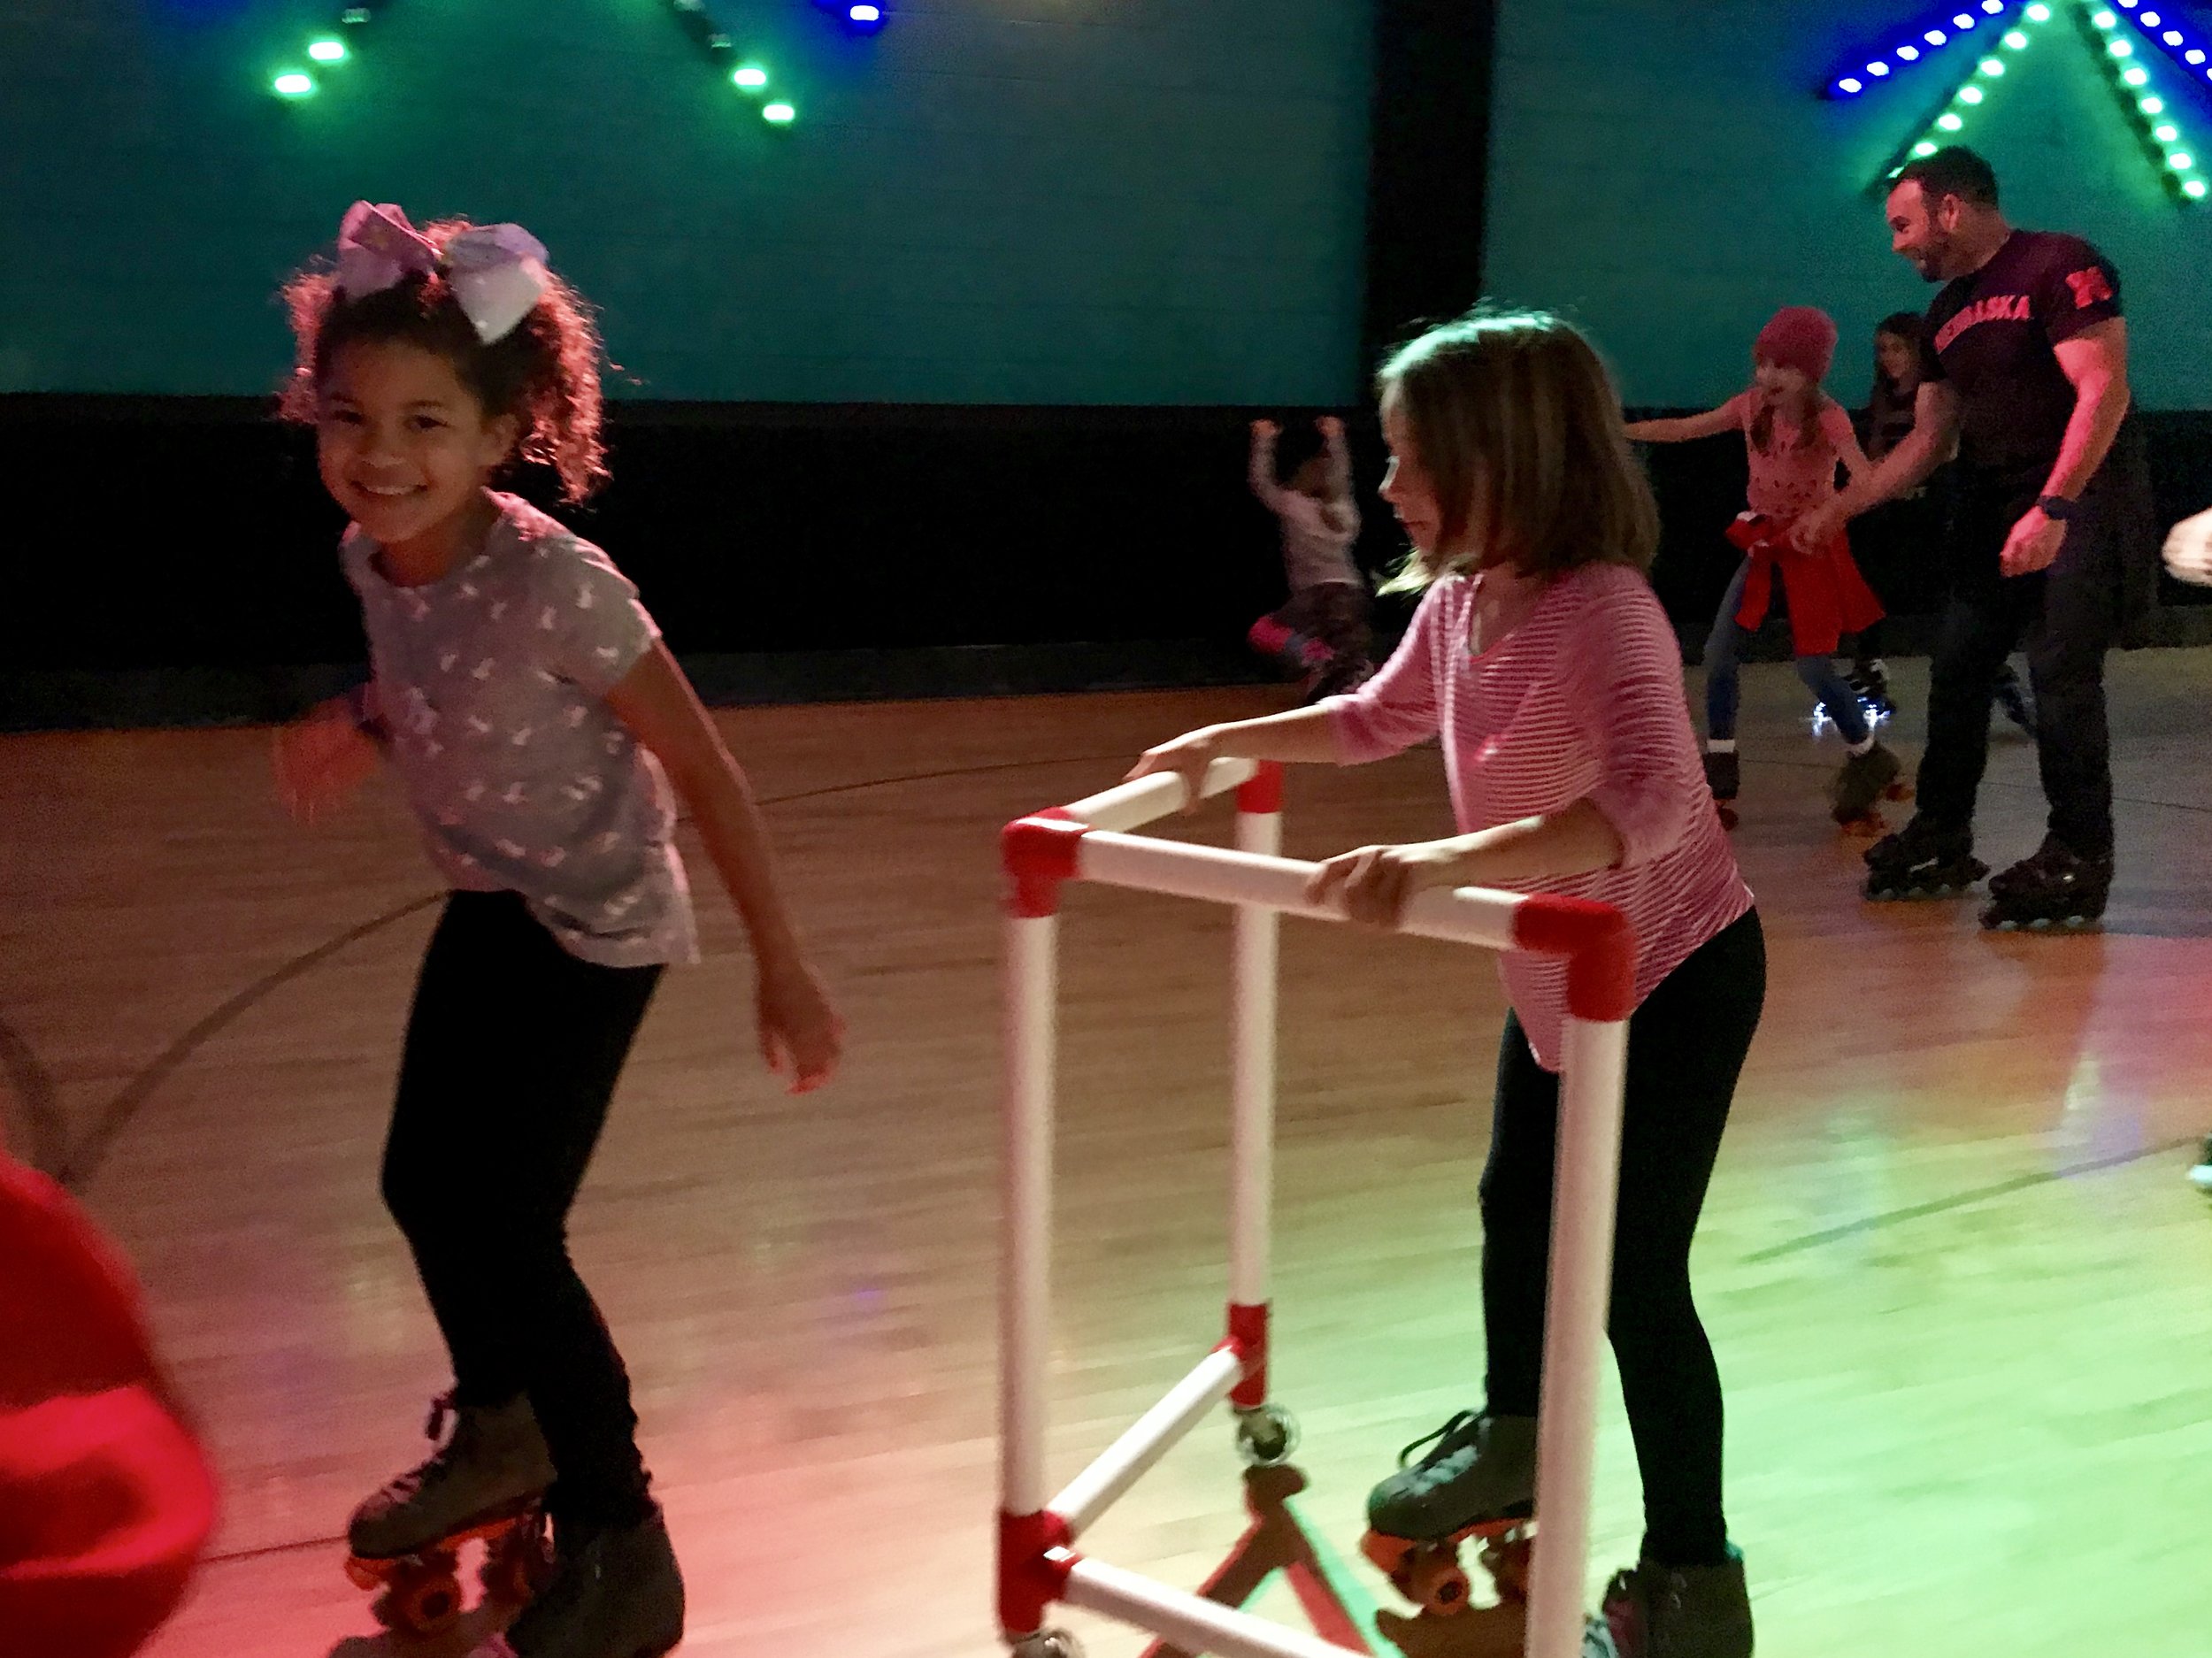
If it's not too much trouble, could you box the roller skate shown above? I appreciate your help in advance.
[1703,750,1739,831]
[1590,1545,1753,1658]
[1360,1411,1536,1615]
[1828,741,1903,832]
[1978,835,2112,932]
[471,1503,685,1658]
[2188,1135,2212,1194]
[345,1393,557,1638]
[1848,658,1893,723]
[1993,664,2036,736]
[1863,814,1985,902]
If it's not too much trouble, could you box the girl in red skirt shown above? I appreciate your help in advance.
[1628,306,1901,825]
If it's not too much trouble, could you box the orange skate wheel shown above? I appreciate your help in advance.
[1479,1531,1533,1602]
[1400,1547,1471,1616]
[1360,1528,1416,1577]
[482,1516,553,1603]
[388,1560,464,1638]
[342,1554,384,1592]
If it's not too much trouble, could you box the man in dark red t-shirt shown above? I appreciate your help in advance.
[1796,147,2152,929]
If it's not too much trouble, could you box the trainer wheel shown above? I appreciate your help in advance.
[1233,1403,1299,1469]
[1010,1630,1084,1658]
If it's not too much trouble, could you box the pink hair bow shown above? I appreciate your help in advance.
[335,201,551,343]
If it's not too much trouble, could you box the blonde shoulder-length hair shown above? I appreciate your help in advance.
[1378,307,1659,591]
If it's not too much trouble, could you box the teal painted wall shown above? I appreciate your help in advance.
[0,0,1371,403]
[1483,0,2212,410]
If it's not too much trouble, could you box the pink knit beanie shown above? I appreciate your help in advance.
[1754,306,1838,382]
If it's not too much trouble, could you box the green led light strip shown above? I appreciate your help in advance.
[1840,0,2206,203]
[268,0,807,126]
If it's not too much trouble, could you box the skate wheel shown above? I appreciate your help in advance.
[342,1554,384,1592]
[1010,1630,1084,1658]
[388,1562,465,1638]
[1479,1531,1533,1603]
[1884,780,1914,802]
[481,1516,554,1603]
[1233,1404,1298,1469]
[1715,803,1738,830]
[1361,1528,1417,1577]
[1837,812,1883,836]
[1401,1549,1472,1616]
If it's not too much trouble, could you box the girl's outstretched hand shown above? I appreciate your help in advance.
[757,958,844,1094]
[1125,727,1224,814]
[1303,840,1466,929]
[273,696,382,825]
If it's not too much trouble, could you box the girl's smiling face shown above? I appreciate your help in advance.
[1753,357,1815,409]
[316,340,518,567]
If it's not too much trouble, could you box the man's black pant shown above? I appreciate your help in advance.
[1914,442,2151,860]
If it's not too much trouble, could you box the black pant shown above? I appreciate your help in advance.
[1480,910,1765,1569]
[383,891,663,1527]
[1915,464,2142,857]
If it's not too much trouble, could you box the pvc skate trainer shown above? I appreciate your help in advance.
[995,760,1634,1658]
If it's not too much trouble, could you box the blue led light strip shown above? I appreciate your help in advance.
[1824,0,2022,98]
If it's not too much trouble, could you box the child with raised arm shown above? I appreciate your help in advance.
[1246,415,1373,698]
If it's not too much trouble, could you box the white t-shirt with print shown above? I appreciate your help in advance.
[345,493,697,968]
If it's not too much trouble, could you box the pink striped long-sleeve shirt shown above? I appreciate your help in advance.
[1325,562,1753,1071]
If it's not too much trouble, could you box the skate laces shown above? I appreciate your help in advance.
[373,1391,465,1508]
[1395,1409,1483,1470]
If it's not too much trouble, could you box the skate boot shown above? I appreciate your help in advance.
[1863,814,1985,901]
[346,1393,557,1635]
[1362,1411,1537,1613]
[1703,751,1739,829]
[2188,1134,2212,1194]
[1993,664,2036,736]
[1979,835,2113,931]
[473,1503,686,1658]
[1828,741,1901,827]
[1848,659,1893,722]
[1594,1545,1753,1658]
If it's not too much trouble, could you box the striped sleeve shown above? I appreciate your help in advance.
[1557,572,1704,870]
[1325,577,1450,762]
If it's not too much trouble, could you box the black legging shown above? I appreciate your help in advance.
[382,890,663,1529]
[1479,909,1765,1569]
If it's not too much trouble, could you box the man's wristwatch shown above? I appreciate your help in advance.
[2036,495,2078,521]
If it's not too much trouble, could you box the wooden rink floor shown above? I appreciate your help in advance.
[5,652,2212,1658]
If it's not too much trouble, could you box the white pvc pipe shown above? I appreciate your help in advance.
[1523,1014,1632,1658]
[1060,757,1261,833]
[1062,1555,1370,1658]
[1049,1346,1247,1538]
[1077,831,1525,952]
[1228,805,1281,1308]
[1000,914,1060,1517]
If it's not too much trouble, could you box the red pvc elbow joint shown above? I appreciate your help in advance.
[1224,1301,1270,1409]
[1002,810,1089,918]
[1511,894,1635,1023]
[1233,761,1285,816]
[996,1508,1075,1636]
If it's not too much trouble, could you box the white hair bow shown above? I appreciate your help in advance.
[335,201,551,344]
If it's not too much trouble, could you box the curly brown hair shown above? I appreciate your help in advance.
[280,219,607,502]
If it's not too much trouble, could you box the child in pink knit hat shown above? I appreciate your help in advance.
[1627,306,1901,829]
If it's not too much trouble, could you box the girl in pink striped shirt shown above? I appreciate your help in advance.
[1130,309,1762,1658]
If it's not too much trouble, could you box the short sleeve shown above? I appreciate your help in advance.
[1325,578,1454,763]
[1817,402,1856,451]
[2035,239,2123,346]
[1917,321,1946,384]
[1718,388,1756,433]
[534,538,660,697]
